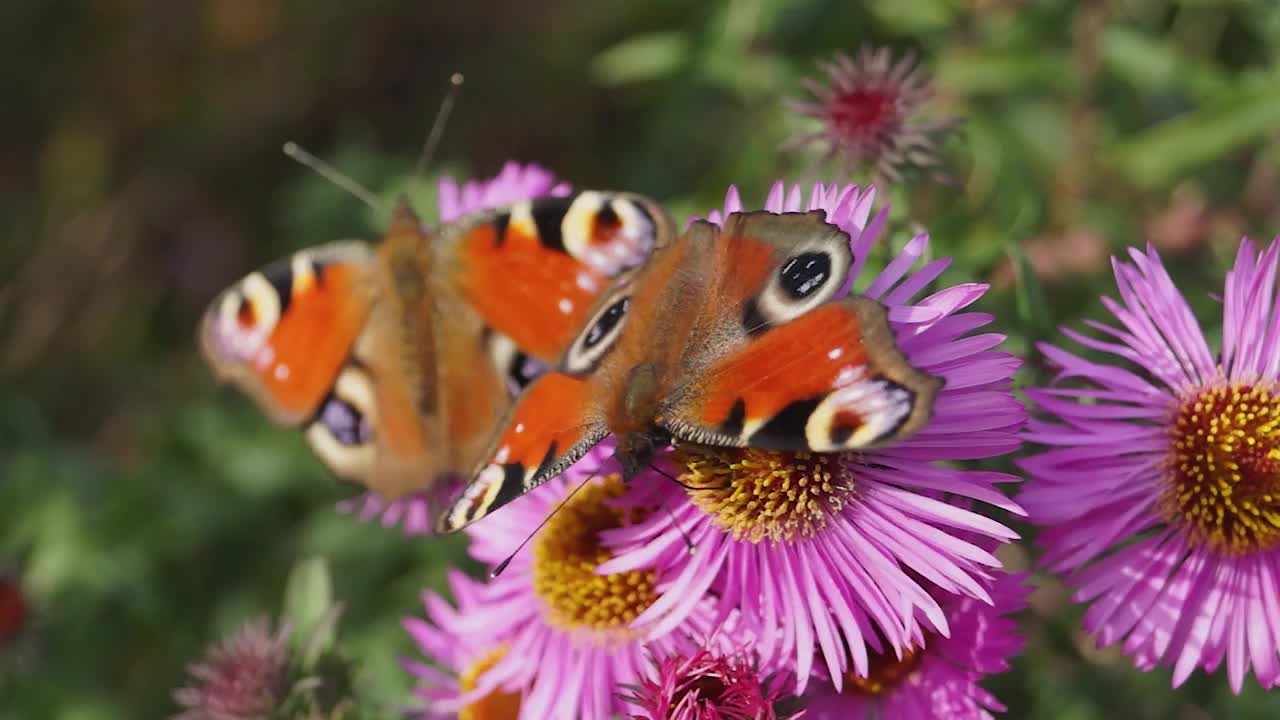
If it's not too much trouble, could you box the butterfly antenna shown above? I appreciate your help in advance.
[648,463,702,491]
[491,468,599,578]
[282,141,385,211]
[414,72,464,179]
[660,499,696,556]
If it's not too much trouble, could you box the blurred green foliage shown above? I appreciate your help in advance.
[3,0,1280,717]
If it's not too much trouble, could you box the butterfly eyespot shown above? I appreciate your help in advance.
[779,252,832,299]
[564,292,631,374]
[584,297,628,348]
[304,366,377,481]
[561,193,657,275]
[235,296,258,328]
[751,245,851,330]
[317,394,372,446]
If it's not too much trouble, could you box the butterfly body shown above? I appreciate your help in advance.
[440,210,943,532]
[200,191,672,502]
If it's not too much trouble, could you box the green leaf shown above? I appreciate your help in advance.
[866,0,954,32]
[590,32,690,86]
[936,49,1073,94]
[1100,27,1233,101]
[283,555,336,665]
[1007,241,1053,339]
[1111,80,1280,187]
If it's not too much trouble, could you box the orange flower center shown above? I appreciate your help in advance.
[1166,383,1280,554]
[843,646,924,696]
[677,447,856,543]
[458,647,521,720]
[532,476,658,637]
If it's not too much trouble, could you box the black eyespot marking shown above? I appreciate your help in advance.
[318,395,371,446]
[749,396,823,449]
[507,351,546,391]
[742,299,768,336]
[493,463,528,510]
[262,261,295,314]
[584,297,629,349]
[595,203,620,229]
[310,258,327,288]
[532,197,574,252]
[492,212,511,247]
[779,252,832,300]
[719,398,747,438]
[235,294,257,327]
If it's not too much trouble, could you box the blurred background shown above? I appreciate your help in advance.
[3,0,1280,717]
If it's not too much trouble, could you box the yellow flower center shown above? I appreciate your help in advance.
[532,476,658,636]
[676,447,856,543]
[843,646,924,696]
[1165,383,1280,554]
[458,647,521,720]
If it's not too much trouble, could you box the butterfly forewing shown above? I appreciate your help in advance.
[439,192,674,361]
[200,241,373,427]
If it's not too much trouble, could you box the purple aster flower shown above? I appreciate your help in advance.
[338,160,569,535]
[621,645,804,720]
[1019,238,1280,692]
[436,160,571,223]
[803,571,1028,720]
[403,571,524,719]
[404,447,725,720]
[599,182,1025,692]
[785,47,959,182]
[173,617,293,720]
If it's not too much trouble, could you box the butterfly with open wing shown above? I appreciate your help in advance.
[438,208,944,532]
[200,191,674,502]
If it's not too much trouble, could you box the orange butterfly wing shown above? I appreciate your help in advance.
[442,192,673,361]
[660,211,939,451]
[200,242,372,427]
[663,297,940,451]
[437,372,606,532]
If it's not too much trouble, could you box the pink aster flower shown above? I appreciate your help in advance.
[803,571,1028,720]
[1019,238,1280,692]
[600,182,1025,692]
[621,646,804,720]
[403,570,524,719]
[785,47,959,182]
[173,617,293,720]
[338,161,569,534]
[404,447,725,720]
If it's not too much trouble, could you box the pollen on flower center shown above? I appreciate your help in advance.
[676,447,856,543]
[843,646,924,696]
[458,646,521,720]
[1165,383,1280,554]
[532,476,658,634]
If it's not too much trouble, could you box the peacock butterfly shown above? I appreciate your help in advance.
[437,209,942,531]
[200,192,673,500]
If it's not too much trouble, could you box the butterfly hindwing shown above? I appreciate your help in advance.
[662,296,941,451]
[300,202,447,498]
[436,372,608,532]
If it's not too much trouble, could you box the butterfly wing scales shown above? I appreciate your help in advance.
[663,297,939,451]
[436,372,607,532]
[660,212,939,452]
[200,242,372,427]
[439,192,673,361]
